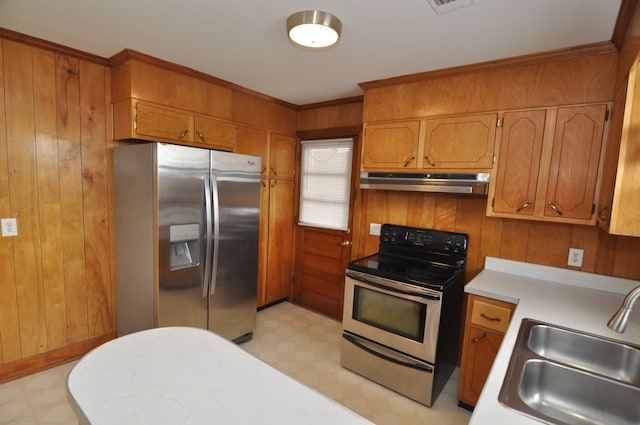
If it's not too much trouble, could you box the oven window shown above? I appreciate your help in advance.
[353,286,426,342]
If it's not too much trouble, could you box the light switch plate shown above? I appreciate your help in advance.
[1,218,18,237]
[369,223,381,236]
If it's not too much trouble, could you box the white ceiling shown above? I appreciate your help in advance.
[0,0,623,105]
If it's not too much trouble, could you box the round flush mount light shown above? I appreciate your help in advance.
[287,10,342,48]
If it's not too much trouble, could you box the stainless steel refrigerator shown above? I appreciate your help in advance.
[113,143,261,343]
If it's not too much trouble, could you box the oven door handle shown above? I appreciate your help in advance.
[343,333,434,373]
[346,271,441,300]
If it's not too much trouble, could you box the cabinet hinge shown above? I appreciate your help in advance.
[493,154,497,165]
[591,203,596,215]
[496,117,503,128]
[605,107,610,122]
[491,197,495,208]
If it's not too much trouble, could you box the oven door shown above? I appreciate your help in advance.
[342,270,442,363]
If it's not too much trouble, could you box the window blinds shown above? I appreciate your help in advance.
[298,138,353,231]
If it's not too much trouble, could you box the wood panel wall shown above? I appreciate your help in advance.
[0,37,115,381]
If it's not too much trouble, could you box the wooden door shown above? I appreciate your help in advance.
[544,104,607,220]
[492,110,546,215]
[423,113,497,169]
[270,133,296,178]
[292,137,359,320]
[265,178,295,303]
[237,126,268,175]
[361,121,421,170]
[458,326,505,406]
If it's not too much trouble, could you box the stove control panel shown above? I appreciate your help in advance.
[380,224,468,255]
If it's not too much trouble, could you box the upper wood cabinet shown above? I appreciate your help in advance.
[423,114,497,169]
[362,120,421,169]
[113,99,237,151]
[193,115,236,151]
[488,104,608,224]
[269,133,296,178]
[607,56,640,236]
[361,113,497,171]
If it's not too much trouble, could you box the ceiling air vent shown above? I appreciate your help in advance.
[427,0,476,14]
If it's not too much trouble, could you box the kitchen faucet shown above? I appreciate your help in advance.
[607,285,640,333]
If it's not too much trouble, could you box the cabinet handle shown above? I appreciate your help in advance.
[480,313,501,322]
[546,201,564,216]
[471,333,487,344]
[424,155,436,167]
[403,156,416,167]
[515,200,533,212]
[177,129,189,140]
[598,206,609,222]
[271,167,277,176]
[197,131,206,143]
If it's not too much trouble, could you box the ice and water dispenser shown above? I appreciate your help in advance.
[169,223,200,270]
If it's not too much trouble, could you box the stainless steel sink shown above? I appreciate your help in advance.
[499,319,640,425]
[527,322,640,385]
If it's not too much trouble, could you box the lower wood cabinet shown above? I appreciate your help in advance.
[458,294,515,409]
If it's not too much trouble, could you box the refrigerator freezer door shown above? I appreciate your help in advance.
[209,151,261,341]
[157,144,210,329]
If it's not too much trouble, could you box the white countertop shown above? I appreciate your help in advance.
[67,326,374,425]
[466,257,640,425]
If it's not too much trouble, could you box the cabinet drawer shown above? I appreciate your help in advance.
[470,300,512,333]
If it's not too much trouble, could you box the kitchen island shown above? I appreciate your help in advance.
[67,326,374,425]
[467,257,640,425]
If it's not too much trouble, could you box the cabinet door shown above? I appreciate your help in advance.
[270,133,296,178]
[423,113,497,169]
[135,101,193,142]
[256,178,269,306]
[194,116,236,151]
[544,105,606,220]
[362,121,421,170]
[237,126,268,176]
[265,178,295,303]
[458,326,505,406]
[492,110,546,215]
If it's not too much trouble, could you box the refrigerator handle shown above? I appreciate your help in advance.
[210,172,221,296]
[203,175,213,298]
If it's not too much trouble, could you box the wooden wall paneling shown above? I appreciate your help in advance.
[525,222,571,268]
[0,40,22,364]
[454,196,487,279]
[5,40,49,358]
[79,60,113,338]
[33,49,68,351]
[476,215,503,273]
[499,220,530,261]
[405,192,436,229]
[594,232,617,276]
[297,99,363,131]
[56,55,89,345]
[433,194,458,231]
[612,236,640,279]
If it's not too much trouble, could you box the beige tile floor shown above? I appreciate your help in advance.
[0,301,471,425]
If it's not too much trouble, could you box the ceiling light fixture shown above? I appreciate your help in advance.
[287,10,342,49]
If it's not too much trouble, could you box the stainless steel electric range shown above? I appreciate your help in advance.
[341,224,468,407]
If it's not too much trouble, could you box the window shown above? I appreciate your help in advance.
[298,138,353,230]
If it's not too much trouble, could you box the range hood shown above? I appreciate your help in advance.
[360,172,490,195]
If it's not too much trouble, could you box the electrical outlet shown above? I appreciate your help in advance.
[1,218,18,237]
[568,248,584,267]
[369,223,381,236]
